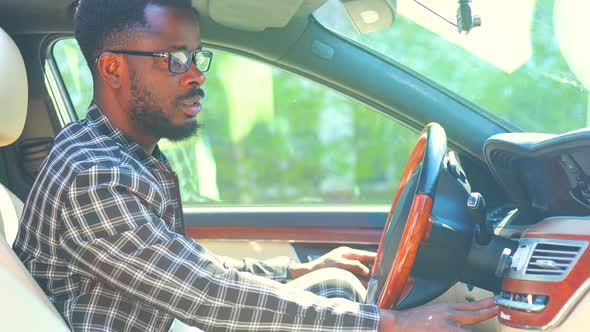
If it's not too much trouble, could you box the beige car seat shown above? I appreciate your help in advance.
[0,27,70,331]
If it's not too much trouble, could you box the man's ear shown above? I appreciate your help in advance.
[96,53,124,89]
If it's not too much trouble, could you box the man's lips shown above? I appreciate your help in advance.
[180,95,202,106]
[179,96,202,117]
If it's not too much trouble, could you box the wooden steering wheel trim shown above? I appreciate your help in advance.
[372,127,435,309]
[377,194,432,308]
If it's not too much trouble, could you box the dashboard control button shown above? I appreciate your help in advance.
[534,295,549,305]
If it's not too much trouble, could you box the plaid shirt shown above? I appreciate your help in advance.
[13,104,380,331]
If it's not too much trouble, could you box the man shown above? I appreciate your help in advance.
[13,0,498,331]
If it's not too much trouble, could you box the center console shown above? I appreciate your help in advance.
[496,217,590,331]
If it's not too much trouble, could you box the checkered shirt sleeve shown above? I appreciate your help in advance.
[60,166,381,331]
[221,256,291,282]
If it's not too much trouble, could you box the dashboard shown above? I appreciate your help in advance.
[482,129,590,331]
[484,128,590,223]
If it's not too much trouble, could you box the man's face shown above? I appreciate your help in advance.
[124,4,205,142]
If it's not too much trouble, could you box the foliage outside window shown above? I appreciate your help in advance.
[315,0,588,134]
[52,38,417,206]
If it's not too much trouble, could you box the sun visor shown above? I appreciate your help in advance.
[193,0,328,31]
[554,0,590,90]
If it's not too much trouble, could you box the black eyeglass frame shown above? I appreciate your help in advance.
[95,49,213,74]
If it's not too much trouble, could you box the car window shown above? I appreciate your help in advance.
[52,39,93,120]
[51,37,418,206]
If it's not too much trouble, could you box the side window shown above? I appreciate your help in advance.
[51,38,418,206]
[180,51,420,206]
[52,39,93,119]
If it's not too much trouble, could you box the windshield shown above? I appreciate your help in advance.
[315,0,588,134]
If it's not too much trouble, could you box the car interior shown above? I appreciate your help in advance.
[1,0,590,331]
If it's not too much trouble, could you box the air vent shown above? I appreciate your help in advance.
[490,150,515,169]
[525,243,582,278]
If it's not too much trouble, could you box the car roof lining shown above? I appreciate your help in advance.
[0,0,323,61]
[0,0,76,34]
[0,0,326,34]
[193,0,327,32]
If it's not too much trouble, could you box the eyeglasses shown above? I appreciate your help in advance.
[97,49,213,74]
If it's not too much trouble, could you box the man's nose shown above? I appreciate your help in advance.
[181,63,206,87]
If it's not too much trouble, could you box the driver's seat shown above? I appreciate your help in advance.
[0,26,70,331]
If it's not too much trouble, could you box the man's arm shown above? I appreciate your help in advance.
[60,166,380,331]
[290,246,376,280]
[219,256,291,281]
[220,246,376,283]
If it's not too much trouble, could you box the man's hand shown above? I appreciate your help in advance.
[379,298,499,332]
[290,246,376,279]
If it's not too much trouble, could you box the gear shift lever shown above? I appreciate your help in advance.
[467,192,493,245]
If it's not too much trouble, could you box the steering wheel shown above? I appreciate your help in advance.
[366,123,447,309]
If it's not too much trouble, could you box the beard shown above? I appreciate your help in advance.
[128,78,202,142]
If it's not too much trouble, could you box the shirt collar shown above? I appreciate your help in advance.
[85,102,169,169]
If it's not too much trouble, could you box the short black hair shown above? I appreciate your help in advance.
[74,0,193,76]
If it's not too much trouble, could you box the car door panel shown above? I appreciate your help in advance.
[184,208,386,261]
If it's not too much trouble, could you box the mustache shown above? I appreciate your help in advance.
[179,88,205,101]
